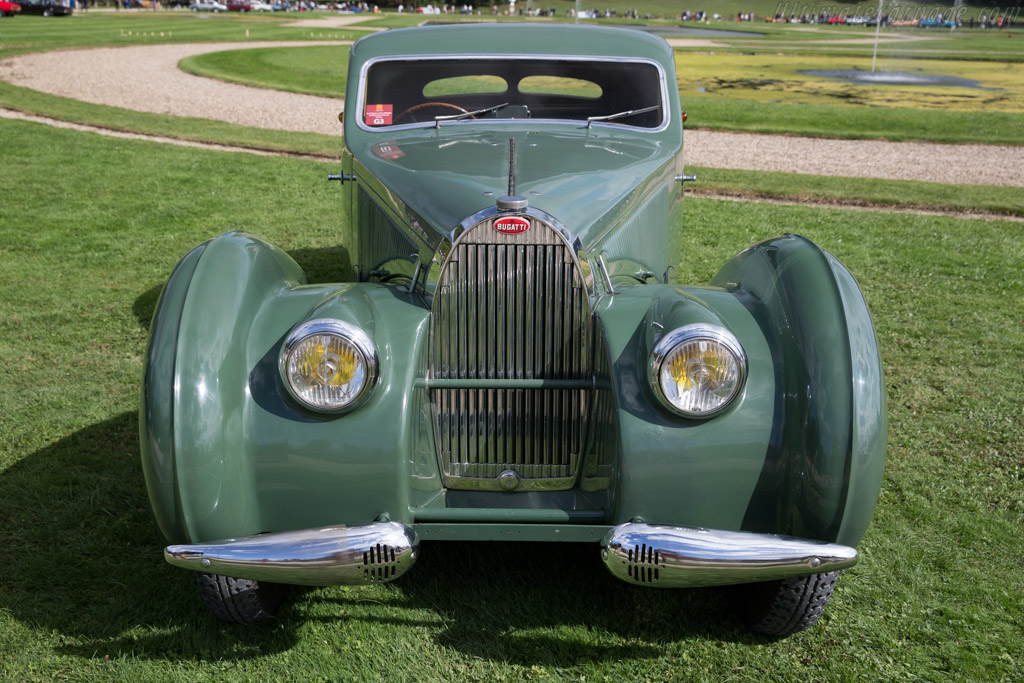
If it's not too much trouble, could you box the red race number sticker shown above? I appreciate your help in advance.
[494,217,530,234]
[365,104,393,126]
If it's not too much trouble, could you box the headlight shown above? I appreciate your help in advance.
[280,319,378,413]
[649,323,747,418]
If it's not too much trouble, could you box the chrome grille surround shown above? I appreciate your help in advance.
[429,209,594,491]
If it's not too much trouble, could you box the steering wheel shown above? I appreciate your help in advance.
[394,102,473,124]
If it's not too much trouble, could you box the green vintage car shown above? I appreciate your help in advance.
[141,24,886,635]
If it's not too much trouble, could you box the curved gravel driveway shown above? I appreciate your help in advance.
[1,42,1021,188]
[0,42,351,135]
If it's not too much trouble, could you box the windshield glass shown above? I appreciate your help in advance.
[361,57,664,129]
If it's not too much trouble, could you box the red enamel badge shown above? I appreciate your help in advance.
[494,217,530,234]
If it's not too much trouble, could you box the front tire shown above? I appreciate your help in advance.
[730,570,839,636]
[194,572,287,623]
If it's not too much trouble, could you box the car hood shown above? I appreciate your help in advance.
[351,126,678,247]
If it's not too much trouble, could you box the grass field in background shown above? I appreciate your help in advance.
[675,53,1024,111]
[1,116,1022,680]
[3,13,1024,145]
[0,11,358,53]
[360,0,1019,22]
[180,44,350,97]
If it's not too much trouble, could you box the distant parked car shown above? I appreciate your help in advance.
[190,0,227,10]
[13,0,71,15]
[251,0,272,10]
[226,0,251,9]
[0,0,21,15]
[919,17,960,28]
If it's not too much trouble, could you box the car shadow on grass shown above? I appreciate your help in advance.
[0,411,768,666]
[0,411,301,662]
[130,246,355,331]
[381,540,767,663]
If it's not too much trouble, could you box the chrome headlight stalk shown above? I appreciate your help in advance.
[279,319,379,414]
[648,323,747,419]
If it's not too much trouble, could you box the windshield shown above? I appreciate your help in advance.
[360,57,665,130]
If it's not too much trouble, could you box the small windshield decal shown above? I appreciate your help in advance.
[366,104,393,126]
[494,217,530,234]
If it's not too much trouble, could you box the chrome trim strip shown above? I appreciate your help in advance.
[416,378,604,390]
[355,54,671,134]
[601,523,858,587]
[596,253,616,296]
[165,522,419,586]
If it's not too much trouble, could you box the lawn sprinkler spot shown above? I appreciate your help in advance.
[801,69,996,90]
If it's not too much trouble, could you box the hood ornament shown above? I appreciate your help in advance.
[495,137,528,212]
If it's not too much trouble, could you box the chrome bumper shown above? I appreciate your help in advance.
[165,522,418,586]
[601,523,857,587]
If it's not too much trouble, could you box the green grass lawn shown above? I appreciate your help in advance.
[1,116,1022,680]
[0,11,362,52]
[180,43,350,97]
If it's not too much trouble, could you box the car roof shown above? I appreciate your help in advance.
[348,23,675,71]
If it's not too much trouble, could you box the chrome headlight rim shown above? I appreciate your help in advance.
[279,318,379,414]
[648,323,748,419]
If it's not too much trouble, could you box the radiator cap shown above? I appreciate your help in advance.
[496,195,528,211]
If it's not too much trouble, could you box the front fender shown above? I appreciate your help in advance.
[712,234,886,546]
[599,234,885,547]
[141,231,430,544]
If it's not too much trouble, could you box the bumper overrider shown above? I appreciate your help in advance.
[165,521,857,588]
[165,522,420,586]
[600,523,857,587]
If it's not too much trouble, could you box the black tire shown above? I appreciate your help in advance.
[194,572,287,624]
[729,570,839,637]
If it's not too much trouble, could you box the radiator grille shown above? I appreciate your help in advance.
[430,215,593,490]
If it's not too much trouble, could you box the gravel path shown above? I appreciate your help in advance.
[1,42,1021,187]
[0,42,351,135]
[684,130,1024,187]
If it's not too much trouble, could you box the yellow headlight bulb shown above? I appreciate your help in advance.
[321,345,359,386]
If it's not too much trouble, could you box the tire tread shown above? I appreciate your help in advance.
[734,570,839,636]
[194,572,286,624]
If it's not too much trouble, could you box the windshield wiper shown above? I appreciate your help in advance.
[434,103,510,128]
[586,104,661,128]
